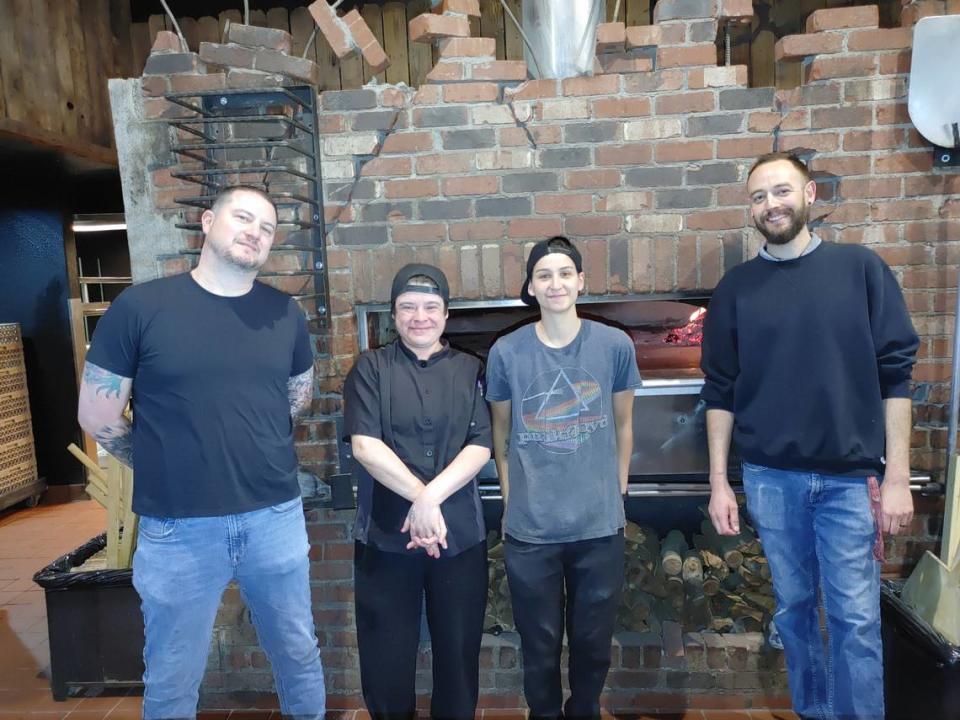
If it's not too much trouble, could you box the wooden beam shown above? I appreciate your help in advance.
[0,118,117,169]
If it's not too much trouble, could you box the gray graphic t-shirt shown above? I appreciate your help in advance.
[485,320,642,543]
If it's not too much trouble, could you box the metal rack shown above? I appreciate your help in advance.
[163,86,329,323]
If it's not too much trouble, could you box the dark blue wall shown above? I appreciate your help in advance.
[0,199,83,487]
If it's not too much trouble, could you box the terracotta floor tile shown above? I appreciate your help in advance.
[701,712,752,719]
[0,688,81,713]
[748,712,798,720]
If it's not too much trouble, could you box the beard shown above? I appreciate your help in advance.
[754,204,809,245]
[210,238,266,271]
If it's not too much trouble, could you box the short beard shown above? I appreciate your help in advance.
[754,205,809,245]
[212,242,265,271]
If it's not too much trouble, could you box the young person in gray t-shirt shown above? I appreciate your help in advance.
[486,236,640,720]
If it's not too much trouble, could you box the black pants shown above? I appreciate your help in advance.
[354,540,488,720]
[505,531,625,720]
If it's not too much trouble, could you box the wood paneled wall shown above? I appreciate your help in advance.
[0,0,136,150]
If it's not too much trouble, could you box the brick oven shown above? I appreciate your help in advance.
[108,0,957,713]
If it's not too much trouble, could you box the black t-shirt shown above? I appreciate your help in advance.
[85,272,312,518]
[343,340,492,556]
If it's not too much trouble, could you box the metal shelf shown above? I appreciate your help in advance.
[163,85,329,323]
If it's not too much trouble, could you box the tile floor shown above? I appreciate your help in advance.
[0,498,796,719]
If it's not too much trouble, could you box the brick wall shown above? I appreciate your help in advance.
[122,0,959,712]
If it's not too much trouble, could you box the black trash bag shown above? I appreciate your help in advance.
[33,534,133,590]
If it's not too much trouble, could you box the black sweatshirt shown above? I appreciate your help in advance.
[700,240,919,477]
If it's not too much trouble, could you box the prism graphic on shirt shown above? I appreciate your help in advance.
[518,367,607,453]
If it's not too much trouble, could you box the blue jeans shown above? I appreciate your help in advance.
[132,497,325,720]
[741,463,883,720]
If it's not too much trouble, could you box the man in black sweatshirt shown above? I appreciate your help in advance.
[700,153,918,720]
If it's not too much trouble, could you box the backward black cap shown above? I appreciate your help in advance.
[390,263,450,308]
[520,236,584,306]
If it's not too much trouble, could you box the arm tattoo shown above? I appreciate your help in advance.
[83,363,126,399]
[288,367,314,419]
[94,418,134,467]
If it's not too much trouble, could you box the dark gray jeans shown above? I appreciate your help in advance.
[504,530,625,720]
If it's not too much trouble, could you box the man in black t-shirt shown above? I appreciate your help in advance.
[344,264,492,720]
[78,186,325,720]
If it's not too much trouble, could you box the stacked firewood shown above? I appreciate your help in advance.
[485,532,515,634]
[482,510,776,636]
[619,510,775,634]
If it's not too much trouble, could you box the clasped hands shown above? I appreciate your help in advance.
[401,484,447,559]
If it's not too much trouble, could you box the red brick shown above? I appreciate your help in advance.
[441,0,480,16]
[809,155,870,177]
[779,132,839,153]
[804,55,876,81]
[381,132,434,154]
[443,82,499,103]
[686,209,746,230]
[655,140,714,162]
[596,22,627,54]
[904,174,960,197]
[842,128,904,151]
[562,74,620,97]
[227,22,293,53]
[393,223,447,244]
[426,61,465,83]
[872,200,936,222]
[471,61,528,81]
[449,220,505,242]
[564,169,621,190]
[438,37,495,58]
[443,176,499,196]
[596,53,655,74]
[499,127,531,146]
[143,98,183,119]
[531,126,563,144]
[535,194,593,214]
[847,27,913,51]
[140,75,167,97]
[596,144,653,166]
[876,103,910,125]
[874,244,931,266]
[655,91,715,115]
[384,179,438,198]
[151,30,183,53]
[717,137,774,158]
[566,215,620,237]
[409,13,470,43]
[806,5,879,32]
[415,153,473,175]
[875,152,932,174]
[413,85,442,104]
[774,33,844,61]
[719,0,755,20]
[840,178,902,199]
[308,0,353,58]
[593,97,652,118]
[656,43,718,68]
[359,156,412,177]
[508,218,564,239]
[626,25,662,48]
[504,79,558,101]
[879,51,911,76]
[359,37,390,75]
[810,106,873,129]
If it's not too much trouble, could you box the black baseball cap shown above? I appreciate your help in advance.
[520,236,584,306]
[390,263,450,308]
